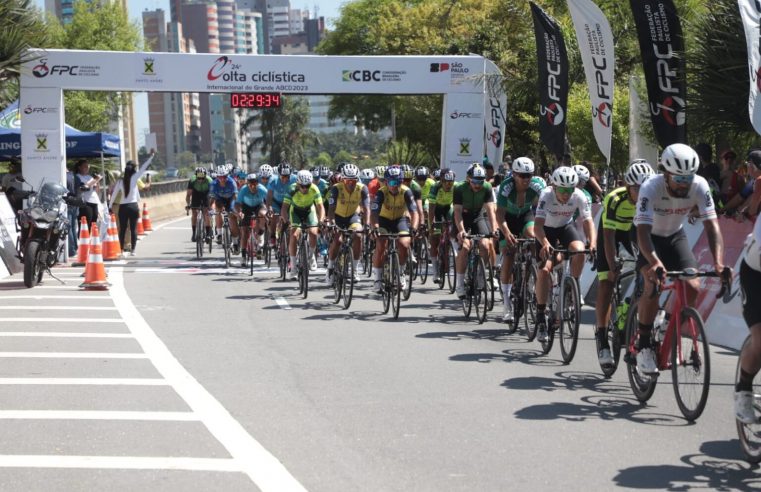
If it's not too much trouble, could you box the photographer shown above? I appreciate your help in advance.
[74,159,102,233]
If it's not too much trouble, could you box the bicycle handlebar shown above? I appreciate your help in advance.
[651,266,733,300]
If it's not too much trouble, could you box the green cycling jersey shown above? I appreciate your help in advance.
[496,176,545,215]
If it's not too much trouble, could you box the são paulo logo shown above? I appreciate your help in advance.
[540,103,565,126]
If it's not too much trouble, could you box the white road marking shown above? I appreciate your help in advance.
[151,216,188,231]
[0,378,168,385]
[163,227,192,230]
[0,456,242,472]
[0,306,118,311]
[0,332,132,338]
[0,296,110,300]
[274,296,292,310]
[0,318,124,323]
[0,410,198,421]
[110,267,307,491]
[0,352,147,359]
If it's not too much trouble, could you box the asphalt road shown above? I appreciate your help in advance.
[0,216,758,491]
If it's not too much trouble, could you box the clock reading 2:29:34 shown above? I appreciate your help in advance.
[230,93,282,108]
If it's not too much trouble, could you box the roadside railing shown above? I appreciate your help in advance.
[141,178,186,197]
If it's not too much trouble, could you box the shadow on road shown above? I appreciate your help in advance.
[613,440,761,489]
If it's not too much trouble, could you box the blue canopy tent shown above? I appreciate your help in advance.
[0,100,121,160]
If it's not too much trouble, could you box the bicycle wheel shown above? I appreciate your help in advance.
[624,302,658,403]
[196,231,203,259]
[474,257,489,324]
[263,229,272,268]
[559,277,581,364]
[364,236,374,277]
[391,252,401,319]
[299,239,309,299]
[524,266,538,341]
[448,241,457,294]
[461,259,473,319]
[410,239,419,282]
[223,226,231,268]
[486,262,496,312]
[540,309,555,355]
[332,252,343,305]
[506,266,521,335]
[249,233,255,276]
[381,263,391,315]
[417,238,429,285]
[736,336,761,463]
[437,240,447,290]
[402,256,413,301]
[195,216,204,259]
[278,232,288,280]
[599,292,622,378]
[672,307,710,421]
[342,250,354,310]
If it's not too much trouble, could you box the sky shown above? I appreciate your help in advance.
[32,0,347,147]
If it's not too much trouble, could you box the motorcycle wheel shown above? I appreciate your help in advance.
[23,240,42,288]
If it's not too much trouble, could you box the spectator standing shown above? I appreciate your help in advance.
[695,142,721,186]
[1,158,24,213]
[720,149,746,203]
[108,154,154,256]
[74,159,102,232]
[65,166,78,257]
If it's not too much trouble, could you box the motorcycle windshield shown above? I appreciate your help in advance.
[34,182,68,210]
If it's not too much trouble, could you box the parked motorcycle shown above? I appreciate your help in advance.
[13,179,84,288]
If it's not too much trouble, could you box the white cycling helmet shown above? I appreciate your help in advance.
[258,164,273,178]
[551,166,579,187]
[470,165,486,179]
[572,164,590,183]
[660,143,699,176]
[512,157,535,174]
[360,168,375,180]
[342,163,360,179]
[624,162,655,186]
[296,170,312,186]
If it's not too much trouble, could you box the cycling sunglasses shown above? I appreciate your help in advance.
[471,178,485,185]
[514,172,532,179]
[387,179,400,187]
[556,186,574,194]
[671,174,694,185]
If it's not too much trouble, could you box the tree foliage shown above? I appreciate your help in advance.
[242,96,315,168]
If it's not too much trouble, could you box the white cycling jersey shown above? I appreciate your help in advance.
[633,174,716,237]
[743,214,761,272]
[535,187,591,228]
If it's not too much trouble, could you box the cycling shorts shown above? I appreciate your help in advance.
[462,212,491,236]
[190,192,209,209]
[595,227,636,281]
[335,214,363,232]
[290,206,318,228]
[543,223,582,250]
[500,209,535,248]
[635,228,697,272]
[741,260,761,327]
[214,197,234,211]
[378,216,410,235]
[431,206,453,234]
[241,204,264,225]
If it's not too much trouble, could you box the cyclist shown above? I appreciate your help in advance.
[312,167,330,197]
[401,165,424,227]
[266,163,296,249]
[258,164,273,188]
[325,163,370,283]
[330,163,345,186]
[572,164,594,210]
[593,161,654,366]
[483,158,497,186]
[360,168,375,186]
[281,169,325,280]
[234,169,247,190]
[496,157,546,322]
[209,166,241,253]
[368,165,386,202]
[371,166,419,294]
[453,165,499,299]
[432,168,442,182]
[318,165,332,184]
[428,168,456,282]
[534,166,596,342]
[185,166,213,243]
[633,143,727,374]
[735,151,761,423]
[235,173,268,267]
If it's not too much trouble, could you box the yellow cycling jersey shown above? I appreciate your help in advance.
[329,181,368,218]
[374,184,416,221]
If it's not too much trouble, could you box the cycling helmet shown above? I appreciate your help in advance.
[360,168,375,180]
[296,170,312,186]
[385,165,403,181]
[194,166,206,175]
[400,164,413,180]
[572,164,590,183]
[246,172,259,182]
[470,165,486,180]
[319,166,331,179]
[551,166,578,187]
[466,162,481,177]
[342,163,360,180]
[375,165,387,178]
[432,168,442,179]
[236,170,247,180]
[415,166,429,179]
[258,164,273,178]
[209,170,218,179]
[624,162,654,186]
[630,158,648,166]
[660,143,699,176]
[310,168,320,178]
[278,163,292,176]
[216,166,229,177]
[442,168,456,182]
[512,157,535,174]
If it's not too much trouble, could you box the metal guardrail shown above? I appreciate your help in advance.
[141,178,187,197]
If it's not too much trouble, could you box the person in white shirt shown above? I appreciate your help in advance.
[533,166,596,342]
[74,159,102,232]
[633,143,727,374]
[108,153,154,255]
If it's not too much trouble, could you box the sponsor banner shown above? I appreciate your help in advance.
[483,59,507,167]
[21,50,486,95]
[20,87,66,187]
[567,0,614,163]
[739,0,761,136]
[531,2,569,159]
[441,93,485,179]
[629,0,687,147]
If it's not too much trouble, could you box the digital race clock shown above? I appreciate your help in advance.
[230,93,282,108]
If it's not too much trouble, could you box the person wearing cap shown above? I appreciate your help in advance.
[235,173,268,267]
[108,153,155,256]
[723,150,761,218]
[720,149,746,204]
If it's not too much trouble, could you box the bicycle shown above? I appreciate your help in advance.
[219,209,232,268]
[244,214,264,276]
[538,248,592,363]
[461,233,495,324]
[188,206,211,259]
[274,216,289,280]
[362,230,375,277]
[412,224,430,285]
[736,335,761,463]
[597,254,640,378]
[623,267,731,421]
[377,232,403,319]
[293,223,314,299]
[505,238,535,336]
[330,226,358,309]
[433,220,456,293]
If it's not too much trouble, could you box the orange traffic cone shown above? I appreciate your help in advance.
[72,217,90,267]
[80,224,109,290]
[103,213,122,261]
[142,203,153,232]
[136,208,146,236]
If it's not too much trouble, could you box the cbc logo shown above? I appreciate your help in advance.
[343,70,381,82]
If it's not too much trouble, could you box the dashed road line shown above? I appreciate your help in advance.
[0,410,198,421]
[0,318,124,323]
[0,332,133,338]
[0,306,118,311]
[0,352,148,359]
[0,456,242,472]
[274,296,292,310]
[0,378,168,386]
[0,296,111,300]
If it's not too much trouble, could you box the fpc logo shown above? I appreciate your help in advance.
[430,63,450,73]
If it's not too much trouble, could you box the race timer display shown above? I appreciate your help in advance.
[230,93,282,108]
